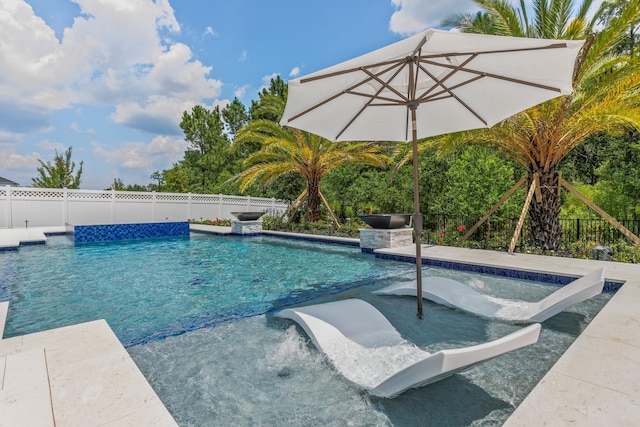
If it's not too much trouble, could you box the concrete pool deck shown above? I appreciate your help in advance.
[0,319,178,426]
[0,226,638,425]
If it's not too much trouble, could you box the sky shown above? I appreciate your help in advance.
[0,0,604,189]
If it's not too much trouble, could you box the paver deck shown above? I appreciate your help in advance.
[0,320,177,426]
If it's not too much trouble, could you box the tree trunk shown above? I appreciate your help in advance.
[306,177,322,222]
[527,169,562,251]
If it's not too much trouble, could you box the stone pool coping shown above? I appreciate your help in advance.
[0,225,638,425]
[0,228,49,250]
[0,319,177,426]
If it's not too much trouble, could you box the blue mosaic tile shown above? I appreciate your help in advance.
[74,222,190,243]
[604,282,623,292]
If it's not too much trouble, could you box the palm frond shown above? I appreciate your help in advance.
[578,0,640,81]
[475,0,525,36]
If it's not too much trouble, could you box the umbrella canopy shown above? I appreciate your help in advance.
[280,28,584,318]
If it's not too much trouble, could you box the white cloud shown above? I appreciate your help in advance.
[389,1,605,35]
[92,135,187,171]
[0,150,41,170]
[234,84,249,99]
[0,131,24,145]
[389,0,478,34]
[238,50,247,61]
[203,26,217,37]
[289,66,300,78]
[212,99,230,110]
[37,139,66,151]
[260,73,279,92]
[70,122,95,134]
[111,96,197,135]
[0,0,220,136]
[144,43,221,98]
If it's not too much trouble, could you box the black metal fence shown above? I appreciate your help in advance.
[425,215,640,249]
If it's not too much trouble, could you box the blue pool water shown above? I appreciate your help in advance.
[1,233,408,346]
[0,233,613,426]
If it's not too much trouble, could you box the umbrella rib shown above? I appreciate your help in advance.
[420,58,563,93]
[287,40,570,135]
[418,42,569,59]
[415,54,479,102]
[287,60,407,124]
[410,35,428,57]
[344,91,406,104]
[360,62,411,103]
[335,62,411,140]
[297,43,568,84]
[419,74,485,103]
[421,67,488,125]
[414,55,489,125]
[299,58,408,84]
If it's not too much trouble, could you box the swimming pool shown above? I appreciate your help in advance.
[0,233,612,426]
[1,233,408,346]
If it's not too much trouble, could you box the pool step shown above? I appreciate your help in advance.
[0,348,55,426]
[0,229,46,250]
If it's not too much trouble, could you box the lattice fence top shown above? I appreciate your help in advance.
[3,186,288,208]
[221,196,250,204]
[115,192,154,201]
[68,191,112,200]
[251,199,277,207]
[191,195,222,202]
[156,194,189,201]
[10,188,64,198]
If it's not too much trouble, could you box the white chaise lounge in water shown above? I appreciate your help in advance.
[275,299,541,398]
[374,267,606,323]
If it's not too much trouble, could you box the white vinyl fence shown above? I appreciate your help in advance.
[0,186,289,229]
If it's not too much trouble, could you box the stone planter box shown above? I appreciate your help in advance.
[231,219,263,235]
[359,227,413,252]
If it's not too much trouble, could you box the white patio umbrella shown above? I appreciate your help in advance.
[280,29,584,318]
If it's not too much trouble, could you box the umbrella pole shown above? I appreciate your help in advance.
[410,106,424,319]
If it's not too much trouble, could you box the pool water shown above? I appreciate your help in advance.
[0,233,612,426]
[1,234,407,346]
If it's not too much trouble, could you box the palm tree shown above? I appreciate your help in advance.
[423,0,640,250]
[232,119,390,222]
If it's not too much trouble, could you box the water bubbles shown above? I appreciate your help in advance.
[277,367,293,378]
[468,278,485,290]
